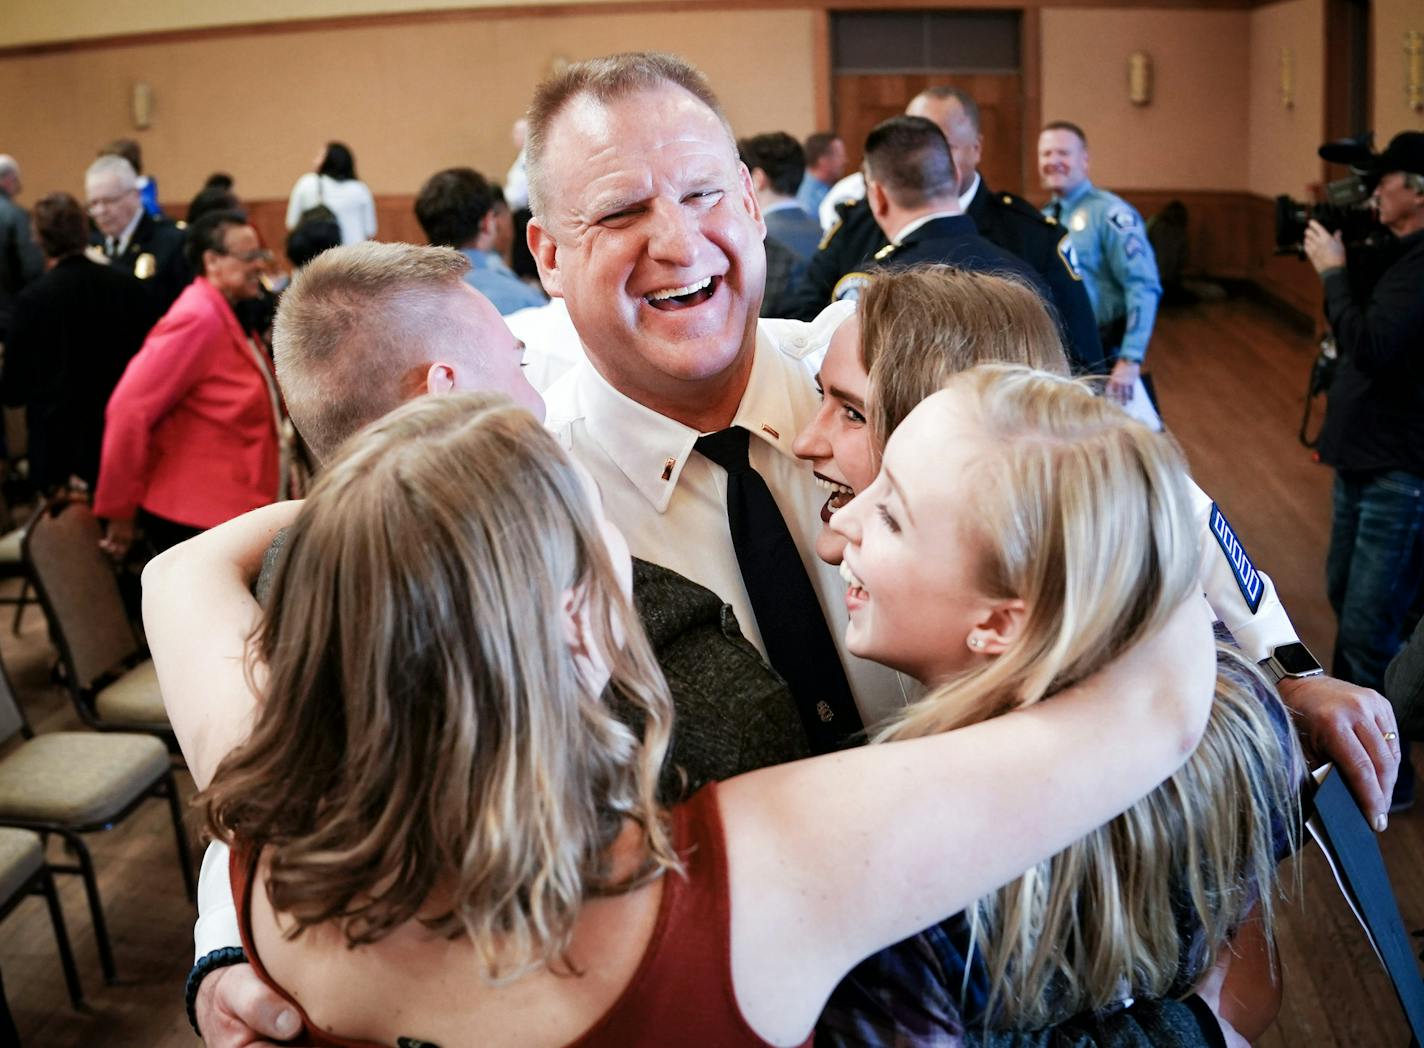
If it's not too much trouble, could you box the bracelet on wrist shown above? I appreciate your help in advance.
[185,946,247,1036]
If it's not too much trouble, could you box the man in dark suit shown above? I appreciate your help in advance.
[780,89,1105,375]
[84,154,190,317]
[913,87,1104,373]
[3,192,155,493]
[739,132,824,264]
[835,117,1047,306]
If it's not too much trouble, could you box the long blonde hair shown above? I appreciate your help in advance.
[201,393,680,980]
[877,366,1301,1026]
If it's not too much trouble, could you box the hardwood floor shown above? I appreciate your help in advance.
[0,292,1418,1046]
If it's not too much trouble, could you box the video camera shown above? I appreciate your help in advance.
[1274,133,1386,256]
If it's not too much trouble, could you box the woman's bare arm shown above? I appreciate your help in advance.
[142,501,303,789]
[719,594,1219,1045]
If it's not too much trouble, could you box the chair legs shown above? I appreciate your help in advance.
[50,830,116,984]
[160,773,195,902]
[37,865,84,1007]
[9,579,30,636]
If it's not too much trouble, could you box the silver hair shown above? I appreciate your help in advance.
[85,154,137,189]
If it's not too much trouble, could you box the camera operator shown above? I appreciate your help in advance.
[1304,131,1424,807]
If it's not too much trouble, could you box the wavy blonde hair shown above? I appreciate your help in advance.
[201,393,679,980]
[877,366,1300,1026]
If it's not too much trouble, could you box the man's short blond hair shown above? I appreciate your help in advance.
[273,242,472,463]
[524,51,733,217]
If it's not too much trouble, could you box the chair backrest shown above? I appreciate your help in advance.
[22,500,139,690]
[0,657,25,746]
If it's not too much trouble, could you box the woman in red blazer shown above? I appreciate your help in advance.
[95,210,282,554]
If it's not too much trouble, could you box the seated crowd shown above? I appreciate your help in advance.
[0,50,1412,1048]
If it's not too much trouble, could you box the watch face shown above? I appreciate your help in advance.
[1273,642,1322,675]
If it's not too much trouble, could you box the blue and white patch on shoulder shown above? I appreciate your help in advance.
[1057,236,1083,280]
[1209,503,1263,614]
[832,271,873,303]
[1108,207,1139,231]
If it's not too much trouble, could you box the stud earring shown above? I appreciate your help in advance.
[968,636,984,650]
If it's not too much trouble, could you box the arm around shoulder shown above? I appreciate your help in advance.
[717,593,1218,1043]
[143,501,302,788]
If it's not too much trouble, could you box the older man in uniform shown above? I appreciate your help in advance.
[189,50,1399,1048]
[1038,120,1162,403]
[85,154,191,316]
[782,90,1105,376]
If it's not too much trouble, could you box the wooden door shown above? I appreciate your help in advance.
[832,72,1026,196]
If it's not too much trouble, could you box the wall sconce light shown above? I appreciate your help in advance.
[1280,48,1295,110]
[1127,51,1153,106]
[131,82,153,129]
[1407,31,1423,113]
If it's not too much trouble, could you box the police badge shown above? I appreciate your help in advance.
[135,252,157,279]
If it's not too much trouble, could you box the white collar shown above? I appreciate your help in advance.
[113,207,143,253]
[959,173,982,210]
[576,327,808,515]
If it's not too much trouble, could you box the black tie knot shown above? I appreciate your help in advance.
[695,427,751,475]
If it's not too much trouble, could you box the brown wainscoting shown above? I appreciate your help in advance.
[166,194,426,268]
[1064,188,1322,324]
[176,188,1324,325]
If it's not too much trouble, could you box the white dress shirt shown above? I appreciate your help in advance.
[544,303,909,729]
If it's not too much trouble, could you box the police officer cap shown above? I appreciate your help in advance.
[1362,132,1424,178]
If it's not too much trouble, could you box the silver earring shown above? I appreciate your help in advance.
[968,636,984,650]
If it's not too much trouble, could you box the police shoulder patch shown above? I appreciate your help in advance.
[1056,236,1083,281]
[1208,503,1263,614]
[1108,207,1139,232]
[832,272,872,303]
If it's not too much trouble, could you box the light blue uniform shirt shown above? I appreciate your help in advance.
[796,174,832,220]
[460,248,547,316]
[1043,181,1162,363]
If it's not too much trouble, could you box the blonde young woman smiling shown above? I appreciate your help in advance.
[144,390,1212,1048]
[795,268,1300,1045]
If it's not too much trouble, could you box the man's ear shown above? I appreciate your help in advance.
[425,361,457,396]
[476,211,498,250]
[966,599,1028,656]
[526,218,563,299]
[737,162,767,239]
[749,167,770,193]
[867,179,891,220]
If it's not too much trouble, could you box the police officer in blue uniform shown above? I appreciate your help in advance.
[1038,120,1162,403]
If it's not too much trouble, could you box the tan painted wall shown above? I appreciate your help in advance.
[1373,0,1424,142]
[0,10,818,204]
[0,0,626,49]
[1246,0,1324,198]
[1040,8,1251,191]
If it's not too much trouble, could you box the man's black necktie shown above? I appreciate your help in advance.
[1050,201,1063,223]
[695,426,863,752]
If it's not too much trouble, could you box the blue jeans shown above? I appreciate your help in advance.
[1326,470,1424,692]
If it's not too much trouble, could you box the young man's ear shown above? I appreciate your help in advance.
[965,599,1028,656]
[424,362,457,396]
[866,179,891,221]
[526,219,563,298]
